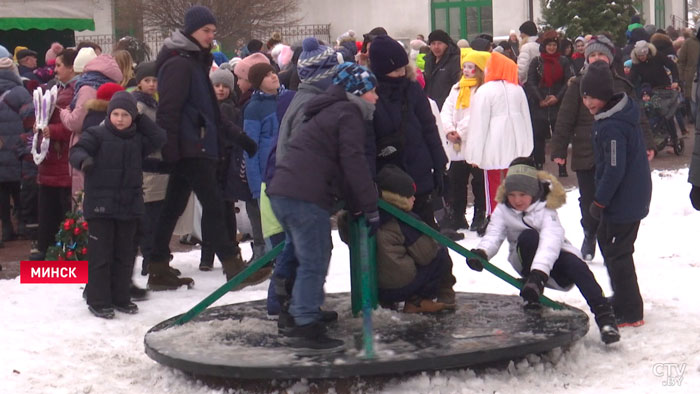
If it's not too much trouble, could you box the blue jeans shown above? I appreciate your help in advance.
[266,231,299,315]
[270,196,331,326]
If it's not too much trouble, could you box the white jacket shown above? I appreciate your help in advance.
[476,171,579,290]
[464,80,534,169]
[440,82,477,161]
[517,36,540,84]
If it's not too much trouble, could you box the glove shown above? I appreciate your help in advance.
[466,249,486,272]
[81,157,94,174]
[589,201,604,221]
[364,210,380,237]
[691,186,700,211]
[520,269,548,303]
[433,168,445,196]
[236,132,258,157]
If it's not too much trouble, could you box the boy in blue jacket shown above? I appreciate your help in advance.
[580,61,652,328]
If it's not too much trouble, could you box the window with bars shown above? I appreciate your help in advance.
[430,0,493,41]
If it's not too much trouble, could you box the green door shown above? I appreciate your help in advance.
[655,0,665,27]
[430,0,493,41]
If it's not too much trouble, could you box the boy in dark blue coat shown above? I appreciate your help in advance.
[581,61,652,328]
[70,92,165,319]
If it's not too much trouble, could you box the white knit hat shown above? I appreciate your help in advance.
[73,47,97,73]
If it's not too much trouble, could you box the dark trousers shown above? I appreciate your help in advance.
[137,199,164,273]
[201,200,238,264]
[447,160,485,218]
[532,118,554,165]
[0,181,20,238]
[597,218,643,321]
[37,185,71,255]
[413,192,437,229]
[246,199,265,248]
[575,168,599,237]
[19,176,39,238]
[86,218,138,308]
[378,248,451,304]
[151,158,235,264]
[517,229,607,310]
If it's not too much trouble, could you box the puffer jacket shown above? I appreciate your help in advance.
[155,29,221,162]
[517,36,540,84]
[375,190,444,289]
[69,115,166,220]
[0,69,34,182]
[275,82,325,163]
[592,93,652,223]
[37,79,76,187]
[629,43,679,89]
[464,80,533,169]
[266,84,377,215]
[439,82,478,161]
[476,171,578,290]
[373,75,447,195]
[551,66,654,171]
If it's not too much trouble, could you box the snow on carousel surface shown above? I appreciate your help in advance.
[144,292,589,380]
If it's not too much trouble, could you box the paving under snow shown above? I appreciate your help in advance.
[2,169,699,393]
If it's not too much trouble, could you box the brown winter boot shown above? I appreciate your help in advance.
[221,252,274,291]
[403,297,448,314]
[147,259,194,291]
[436,261,457,309]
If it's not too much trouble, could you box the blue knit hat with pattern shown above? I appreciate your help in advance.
[332,62,377,96]
[183,5,216,35]
[297,37,340,85]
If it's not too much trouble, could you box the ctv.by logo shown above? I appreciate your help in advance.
[652,363,686,386]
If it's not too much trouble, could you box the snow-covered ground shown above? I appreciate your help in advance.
[2,169,699,393]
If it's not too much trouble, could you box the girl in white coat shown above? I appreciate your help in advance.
[466,157,620,344]
[465,51,533,220]
[440,49,490,232]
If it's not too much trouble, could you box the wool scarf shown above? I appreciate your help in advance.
[540,52,563,88]
[456,77,478,109]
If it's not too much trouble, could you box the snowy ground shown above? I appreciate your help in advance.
[2,169,699,394]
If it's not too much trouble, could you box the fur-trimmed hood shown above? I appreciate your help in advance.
[631,43,657,64]
[380,190,413,212]
[83,98,109,112]
[494,170,566,210]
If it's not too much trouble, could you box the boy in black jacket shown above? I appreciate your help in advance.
[581,61,652,328]
[70,91,165,319]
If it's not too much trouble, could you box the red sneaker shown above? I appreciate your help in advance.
[618,319,645,328]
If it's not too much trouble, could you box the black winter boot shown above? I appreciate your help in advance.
[470,208,486,232]
[114,301,139,314]
[476,215,490,237]
[520,270,548,304]
[581,232,596,262]
[593,303,621,344]
[558,163,568,178]
[283,320,344,351]
[88,305,115,319]
[129,282,149,301]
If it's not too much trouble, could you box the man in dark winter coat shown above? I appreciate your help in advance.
[423,29,461,110]
[149,5,263,290]
[267,62,379,350]
[551,35,654,262]
[581,61,651,328]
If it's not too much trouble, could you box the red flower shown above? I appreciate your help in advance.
[63,221,72,230]
[73,227,81,235]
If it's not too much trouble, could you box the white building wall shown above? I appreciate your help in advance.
[492,0,532,38]
[295,0,431,43]
[75,0,113,37]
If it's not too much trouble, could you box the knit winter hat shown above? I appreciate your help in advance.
[233,52,270,81]
[247,39,264,54]
[16,49,38,61]
[97,82,125,102]
[248,62,276,90]
[580,60,614,102]
[297,37,341,84]
[183,5,216,36]
[539,30,559,52]
[519,21,538,37]
[585,35,615,63]
[505,159,540,198]
[73,47,97,73]
[0,45,10,59]
[44,42,64,64]
[0,57,16,72]
[428,29,451,45]
[135,61,157,83]
[470,37,491,52]
[107,90,138,119]
[462,50,490,71]
[210,68,235,90]
[376,164,416,198]
[369,35,408,76]
[634,40,650,56]
[332,62,377,96]
[456,39,470,49]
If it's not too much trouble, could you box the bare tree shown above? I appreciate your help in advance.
[142,0,301,41]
